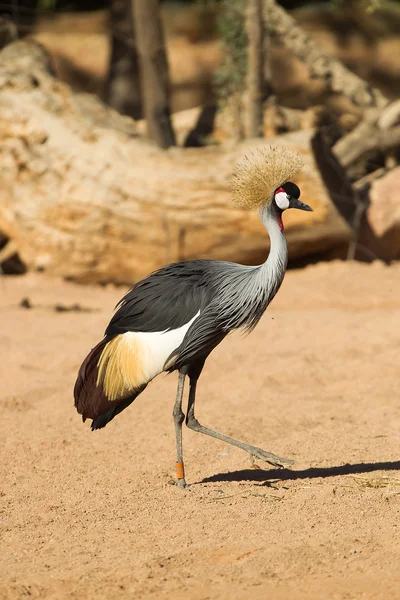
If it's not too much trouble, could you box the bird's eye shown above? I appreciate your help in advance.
[275,191,290,210]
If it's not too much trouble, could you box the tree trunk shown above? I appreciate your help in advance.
[103,0,142,120]
[132,0,175,148]
[246,0,264,138]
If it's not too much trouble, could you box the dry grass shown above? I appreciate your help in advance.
[351,475,400,491]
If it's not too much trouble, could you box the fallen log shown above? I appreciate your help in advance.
[0,41,352,284]
[333,100,400,168]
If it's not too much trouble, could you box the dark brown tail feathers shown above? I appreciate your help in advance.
[73,337,145,430]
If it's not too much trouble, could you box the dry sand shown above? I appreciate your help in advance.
[1,260,399,599]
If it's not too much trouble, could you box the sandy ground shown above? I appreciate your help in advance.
[1,260,399,600]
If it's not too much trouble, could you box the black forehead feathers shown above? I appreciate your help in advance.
[281,181,300,199]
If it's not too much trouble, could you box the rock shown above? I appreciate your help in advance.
[359,168,400,261]
[0,41,351,285]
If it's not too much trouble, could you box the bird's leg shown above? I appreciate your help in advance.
[172,372,188,488]
[186,378,294,469]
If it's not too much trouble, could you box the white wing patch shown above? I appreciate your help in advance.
[124,311,200,382]
[275,191,290,210]
[97,311,200,401]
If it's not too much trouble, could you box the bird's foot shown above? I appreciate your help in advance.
[175,461,190,488]
[176,478,190,489]
[248,447,294,469]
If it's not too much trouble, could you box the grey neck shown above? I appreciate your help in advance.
[213,201,288,332]
[257,202,288,290]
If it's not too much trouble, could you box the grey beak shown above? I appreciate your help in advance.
[290,197,313,212]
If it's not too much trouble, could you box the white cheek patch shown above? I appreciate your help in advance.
[275,191,290,210]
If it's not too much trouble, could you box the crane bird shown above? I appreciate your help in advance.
[74,146,312,488]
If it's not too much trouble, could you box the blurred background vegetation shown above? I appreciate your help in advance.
[27,0,399,11]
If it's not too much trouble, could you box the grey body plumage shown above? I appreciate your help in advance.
[104,201,288,374]
[74,147,312,487]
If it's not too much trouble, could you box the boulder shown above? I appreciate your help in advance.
[0,41,352,284]
[359,167,400,261]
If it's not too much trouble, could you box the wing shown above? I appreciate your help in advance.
[74,336,147,429]
[165,306,227,371]
[105,260,216,336]
[74,261,218,429]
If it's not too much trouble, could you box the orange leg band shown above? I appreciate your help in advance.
[176,462,185,480]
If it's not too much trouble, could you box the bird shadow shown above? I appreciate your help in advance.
[198,460,400,485]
